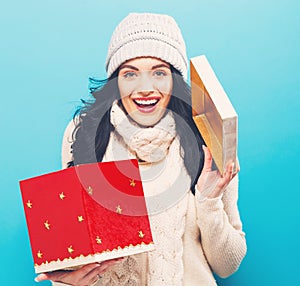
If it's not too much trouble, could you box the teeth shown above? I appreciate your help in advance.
[134,99,158,106]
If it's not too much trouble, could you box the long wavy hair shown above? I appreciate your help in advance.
[69,66,205,194]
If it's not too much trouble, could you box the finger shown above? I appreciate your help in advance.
[64,263,102,285]
[34,271,61,282]
[202,145,213,172]
[83,261,117,280]
[216,161,234,191]
[83,265,108,284]
[89,275,101,286]
[85,271,102,286]
[35,273,49,282]
[76,263,101,277]
[35,270,71,282]
[226,161,235,180]
[235,158,240,173]
[231,158,240,176]
[37,271,74,284]
[95,260,122,274]
[37,263,101,284]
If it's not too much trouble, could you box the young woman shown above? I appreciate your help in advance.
[36,12,246,286]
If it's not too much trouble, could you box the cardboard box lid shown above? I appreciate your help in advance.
[190,55,238,174]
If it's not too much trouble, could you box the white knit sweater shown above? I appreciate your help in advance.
[56,119,246,286]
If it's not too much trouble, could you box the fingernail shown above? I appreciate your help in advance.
[202,145,206,150]
[34,274,47,283]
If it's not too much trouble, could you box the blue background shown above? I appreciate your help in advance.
[1,0,299,285]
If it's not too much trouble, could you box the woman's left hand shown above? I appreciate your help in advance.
[34,259,123,286]
[196,145,240,199]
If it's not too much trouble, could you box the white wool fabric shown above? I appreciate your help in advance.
[110,101,176,163]
[59,115,247,286]
[105,13,188,80]
[104,103,191,285]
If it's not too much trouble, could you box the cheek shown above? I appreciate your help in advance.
[161,94,172,109]
[118,79,133,99]
[120,97,133,115]
[119,87,131,99]
[157,77,173,95]
[165,82,173,107]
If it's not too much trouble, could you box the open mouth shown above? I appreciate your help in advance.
[133,98,160,113]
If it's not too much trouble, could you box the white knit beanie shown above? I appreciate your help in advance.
[105,13,188,80]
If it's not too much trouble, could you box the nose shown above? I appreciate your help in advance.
[138,90,153,97]
[137,73,154,96]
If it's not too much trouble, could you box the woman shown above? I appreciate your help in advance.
[36,12,246,286]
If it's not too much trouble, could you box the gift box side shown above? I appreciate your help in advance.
[20,167,94,273]
[191,55,237,119]
[20,160,155,274]
[77,160,154,260]
[82,187,155,261]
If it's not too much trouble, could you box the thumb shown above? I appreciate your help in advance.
[34,273,49,282]
[202,145,212,172]
[35,271,64,283]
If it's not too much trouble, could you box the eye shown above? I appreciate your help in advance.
[153,70,167,78]
[123,71,137,79]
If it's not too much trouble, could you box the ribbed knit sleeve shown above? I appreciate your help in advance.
[195,175,247,278]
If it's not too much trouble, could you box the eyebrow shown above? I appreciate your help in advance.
[152,64,170,70]
[119,63,170,71]
[119,64,139,71]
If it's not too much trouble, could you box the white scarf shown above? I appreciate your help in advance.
[110,101,176,163]
[101,101,191,286]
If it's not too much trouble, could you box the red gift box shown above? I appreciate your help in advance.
[20,159,154,273]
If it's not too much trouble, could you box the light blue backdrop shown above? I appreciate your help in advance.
[1,0,299,285]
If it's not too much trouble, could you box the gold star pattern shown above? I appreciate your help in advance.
[77,215,84,222]
[130,179,136,187]
[138,231,145,238]
[96,236,102,244]
[116,205,122,214]
[68,245,74,254]
[26,200,33,208]
[87,186,93,195]
[44,220,50,230]
[37,251,43,259]
[59,192,66,200]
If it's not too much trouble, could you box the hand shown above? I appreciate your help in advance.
[196,145,240,199]
[35,258,123,286]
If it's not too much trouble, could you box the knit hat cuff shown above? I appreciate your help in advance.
[106,38,188,80]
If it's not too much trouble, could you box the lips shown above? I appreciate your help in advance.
[133,97,160,113]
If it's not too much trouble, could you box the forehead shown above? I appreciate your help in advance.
[120,57,170,69]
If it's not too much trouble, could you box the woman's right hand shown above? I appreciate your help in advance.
[196,145,239,199]
[35,258,123,286]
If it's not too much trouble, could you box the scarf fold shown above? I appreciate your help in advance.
[110,101,176,163]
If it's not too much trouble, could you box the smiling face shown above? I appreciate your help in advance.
[118,57,173,126]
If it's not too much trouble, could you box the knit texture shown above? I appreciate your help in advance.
[102,137,190,286]
[105,13,188,79]
[110,101,176,163]
[58,119,247,286]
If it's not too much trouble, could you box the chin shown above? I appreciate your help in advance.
[130,110,165,127]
